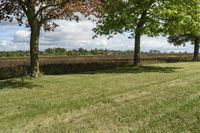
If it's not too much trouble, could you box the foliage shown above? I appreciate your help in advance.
[168,35,200,60]
[0,48,134,57]
[149,50,161,54]
[168,35,199,46]
[95,0,161,37]
[0,0,100,30]
[165,0,200,60]
[163,0,200,36]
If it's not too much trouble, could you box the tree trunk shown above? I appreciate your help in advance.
[30,22,40,78]
[133,11,147,66]
[134,32,141,66]
[193,39,199,61]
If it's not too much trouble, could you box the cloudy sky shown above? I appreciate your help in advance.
[0,19,194,52]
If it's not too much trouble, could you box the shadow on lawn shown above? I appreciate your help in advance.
[0,79,41,90]
[85,66,182,74]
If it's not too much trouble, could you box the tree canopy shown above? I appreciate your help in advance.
[0,0,101,30]
[94,0,199,65]
[168,35,200,60]
[165,0,200,60]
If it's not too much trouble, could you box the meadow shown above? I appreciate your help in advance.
[0,62,200,133]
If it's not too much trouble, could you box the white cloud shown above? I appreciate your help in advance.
[13,30,30,43]
[0,20,194,52]
[0,40,8,46]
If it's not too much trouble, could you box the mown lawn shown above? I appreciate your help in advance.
[0,62,200,133]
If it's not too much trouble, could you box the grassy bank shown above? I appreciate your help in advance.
[0,62,200,133]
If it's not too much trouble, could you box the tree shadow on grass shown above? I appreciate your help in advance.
[0,79,42,90]
[84,66,182,74]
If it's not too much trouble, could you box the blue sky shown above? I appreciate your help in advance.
[0,20,194,52]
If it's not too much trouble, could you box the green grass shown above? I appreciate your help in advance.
[0,62,200,133]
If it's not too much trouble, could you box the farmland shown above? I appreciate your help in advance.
[0,53,193,80]
[0,53,193,68]
[0,62,200,132]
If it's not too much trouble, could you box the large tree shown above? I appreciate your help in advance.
[0,0,101,77]
[168,35,200,61]
[165,0,200,61]
[93,0,197,66]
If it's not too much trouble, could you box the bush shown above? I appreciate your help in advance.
[0,65,28,80]
[0,62,130,80]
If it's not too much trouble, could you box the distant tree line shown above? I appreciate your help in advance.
[0,48,190,57]
[0,48,132,57]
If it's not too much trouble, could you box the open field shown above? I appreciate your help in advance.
[0,53,193,68]
[0,54,193,80]
[0,62,200,132]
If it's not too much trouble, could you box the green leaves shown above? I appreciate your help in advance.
[95,0,165,37]
[94,0,200,38]
[165,0,200,59]
[164,0,200,36]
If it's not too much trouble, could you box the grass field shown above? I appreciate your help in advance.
[0,62,200,133]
